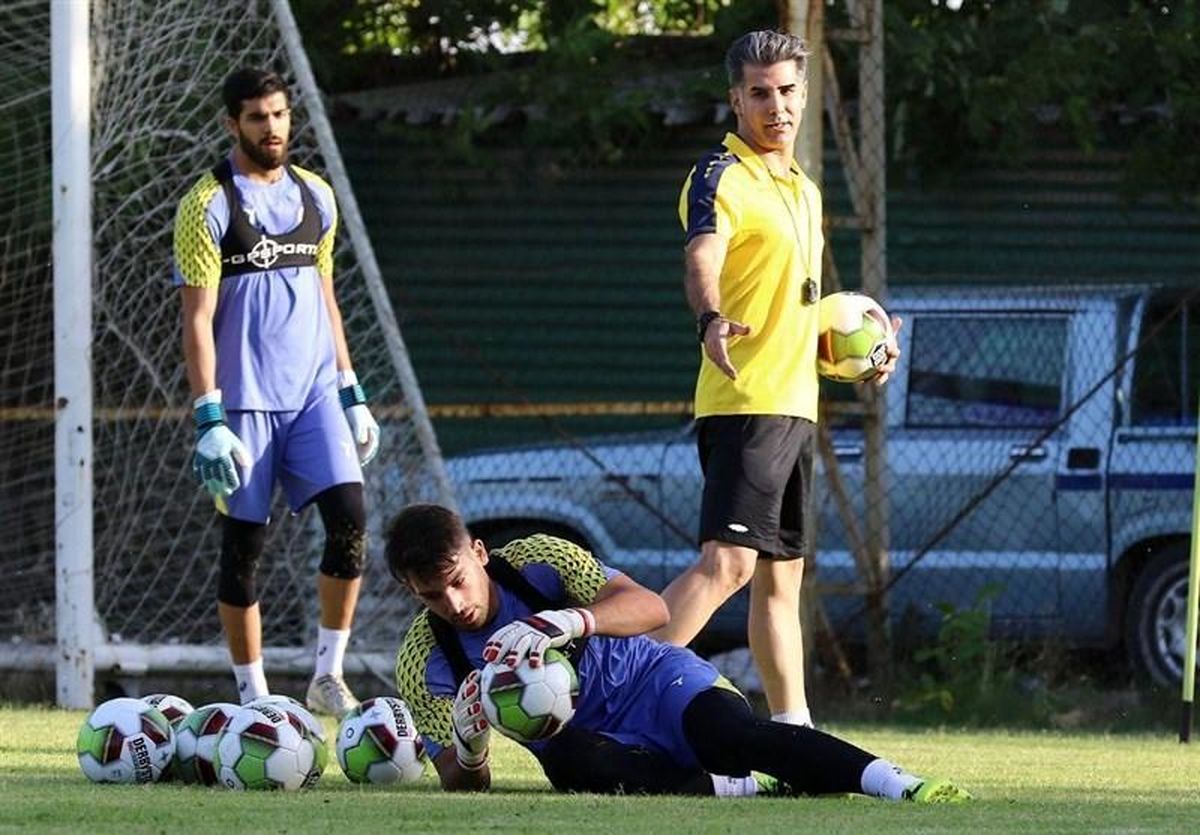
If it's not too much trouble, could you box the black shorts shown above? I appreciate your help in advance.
[696,414,816,560]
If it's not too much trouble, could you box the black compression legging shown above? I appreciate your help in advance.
[535,687,876,796]
[536,725,714,795]
[681,687,875,795]
[217,483,366,606]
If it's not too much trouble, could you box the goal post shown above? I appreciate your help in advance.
[1,0,454,706]
[51,0,95,710]
[1180,391,1200,742]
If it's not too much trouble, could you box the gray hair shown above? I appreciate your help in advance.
[725,30,809,86]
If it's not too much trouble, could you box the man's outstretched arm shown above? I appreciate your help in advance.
[587,572,670,637]
[484,573,670,668]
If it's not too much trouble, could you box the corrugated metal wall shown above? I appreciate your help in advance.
[335,121,1200,454]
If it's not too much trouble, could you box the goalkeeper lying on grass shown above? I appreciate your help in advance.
[388,504,971,802]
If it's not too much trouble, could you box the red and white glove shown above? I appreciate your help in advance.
[452,670,490,771]
[483,608,596,669]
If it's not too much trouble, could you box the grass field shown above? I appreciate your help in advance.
[2,706,1197,833]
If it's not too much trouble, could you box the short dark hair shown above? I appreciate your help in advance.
[221,67,289,119]
[725,30,809,86]
[384,503,472,586]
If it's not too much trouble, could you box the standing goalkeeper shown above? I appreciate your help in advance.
[172,67,379,715]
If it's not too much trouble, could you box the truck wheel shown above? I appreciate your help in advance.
[1125,545,1196,687]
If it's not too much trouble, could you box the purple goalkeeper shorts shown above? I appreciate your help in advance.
[218,392,363,524]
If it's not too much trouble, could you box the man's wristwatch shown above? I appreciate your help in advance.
[697,310,721,344]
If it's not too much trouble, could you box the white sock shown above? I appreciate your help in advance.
[771,708,813,728]
[860,758,920,801]
[710,774,759,797]
[232,659,269,704]
[314,626,351,678]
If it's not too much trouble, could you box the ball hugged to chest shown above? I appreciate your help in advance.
[480,647,579,743]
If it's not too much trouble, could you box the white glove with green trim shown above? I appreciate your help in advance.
[192,390,250,498]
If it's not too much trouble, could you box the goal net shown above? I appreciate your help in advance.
[0,0,452,690]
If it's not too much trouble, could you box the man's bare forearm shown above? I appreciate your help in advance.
[586,574,670,637]
[683,233,728,315]
[180,286,219,398]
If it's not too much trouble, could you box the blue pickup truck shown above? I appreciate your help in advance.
[443,286,1199,685]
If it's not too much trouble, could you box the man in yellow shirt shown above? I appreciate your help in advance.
[656,30,898,727]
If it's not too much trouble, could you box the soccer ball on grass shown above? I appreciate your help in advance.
[76,697,175,784]
[479,647,579,743]
[140,693,194,780]
[336,696,426,784]
[141,693,194,728]
[173,701,240,785]
[247,694,329,783]
[214,703,322,790]
[816,291,894,383]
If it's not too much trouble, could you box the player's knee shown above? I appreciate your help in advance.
[537,746,575,792]
[536,728,594,792]
[682,688,755,776]
[218,517,267,607]
[699,543,756,593]
[316,483,367,579]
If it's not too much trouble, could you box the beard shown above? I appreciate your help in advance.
[238,129,287,171]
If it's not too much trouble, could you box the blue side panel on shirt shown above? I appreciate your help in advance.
[684,148,739,243]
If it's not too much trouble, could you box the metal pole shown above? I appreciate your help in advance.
[782,0,825,704]
[52,0,95,709]
[857,0,892,691]
[271,0,457,509]
[784,0,825,180]
[1180,392,1200,742]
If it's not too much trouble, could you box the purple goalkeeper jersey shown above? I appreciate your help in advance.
[172,160,339,412]
[394,536,722,770]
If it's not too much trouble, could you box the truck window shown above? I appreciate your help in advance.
[1131,295,1199,426]
[906,315,1068,428]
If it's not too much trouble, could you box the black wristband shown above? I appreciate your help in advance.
[193,401,226,436]
[697,311,721,344]
[338,382,367,409]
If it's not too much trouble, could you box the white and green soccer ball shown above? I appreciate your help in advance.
[480,648,579,743]
[214,704,321,791]
[816,291,894,383]
[141,694,194,729]
[140,694,194,781]
[173,702,240,785]
[335,696,426,784]
[248,694,329,783]
[76,697,176,784]
[246,692,304,711]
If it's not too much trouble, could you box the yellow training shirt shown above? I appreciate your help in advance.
[678,132,823,420]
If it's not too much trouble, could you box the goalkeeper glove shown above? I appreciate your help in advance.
[483,608,595,669]
[192,390,251,498]
[452,670,490,771]
[337,370,380,466]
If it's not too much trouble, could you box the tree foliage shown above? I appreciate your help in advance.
[885,0,1200,199]
[295,0,1200,197]
[292,0,742,83]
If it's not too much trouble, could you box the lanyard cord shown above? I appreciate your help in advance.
[769,169,812,274]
